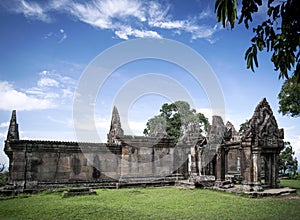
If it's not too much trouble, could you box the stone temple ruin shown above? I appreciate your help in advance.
[4,98,284,192]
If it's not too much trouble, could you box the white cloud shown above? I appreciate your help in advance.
[147,1,218,41]
[0,68,77,111]
[62,87,74,98]
[44,29,67,43]
[197,108,213,124]
[128,120,147,135]
[9,0,51,22]
[58,28,67,43]
[95,117,110,129]
[115,26,162,40]
[97,0,145,22]
[198,7,213,20]
[0,81,55,111]
[38,77,59,87]
[39,70,49,75]
[3,0,219,41]
[0,132,6,139]
[65,0,146,30]
[0,122,9,128]
[31,70,77,104]
[48,116,72,126]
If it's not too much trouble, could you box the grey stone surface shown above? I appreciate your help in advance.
[3,98,286,193]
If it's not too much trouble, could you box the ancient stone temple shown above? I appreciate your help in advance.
[4,98,284,192]
[240,98,284,190]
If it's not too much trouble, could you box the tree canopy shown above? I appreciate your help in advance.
[215,0,300,81]
[278,142,298,176]
[238,119,250,136]
[278,75,300,117]
[143,101,209,141]
[214,0,300,117]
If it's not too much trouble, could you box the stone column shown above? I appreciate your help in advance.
[209,162,214,175]
[271,154,276,188]
[224,148,228,175]
[274,154,280,188]
[197,147,203,176]
[188,154,192,174]
[252,148,262,191]
[215,146,225,186]
[264,156,270,186]
[241,142,251,186]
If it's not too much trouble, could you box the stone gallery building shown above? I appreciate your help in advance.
[4,98,284,191]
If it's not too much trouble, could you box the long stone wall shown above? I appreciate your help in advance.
[4,98,284,191]
[5,138,189,189]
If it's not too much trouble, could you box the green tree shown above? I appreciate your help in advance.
[0,163,5,172]
[238,119,250,136]
[143,101,209,141]
[279,142,298,176]
[215,0,299,81]
[278,75,300,117]
[0,163,8,187]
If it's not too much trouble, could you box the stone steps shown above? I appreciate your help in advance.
[245,187,297,197]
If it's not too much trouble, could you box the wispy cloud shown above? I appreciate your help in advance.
[37,77,59,87]
[2,0,51,22]
[114,26,162,40]
[0,81,55,111]
[28,69,77,103]
[147,2,217,41]
[2,0,219,42]
[198,6,213,20]
[0,122,9,128]
[58,29,67,43]
[0,69,77,111]
[0,132,6,139]
[44,28,68,43]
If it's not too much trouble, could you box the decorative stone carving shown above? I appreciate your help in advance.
[241,98,284,190]
[7,110,19,141]
[203,116,226,165]
[107,106,124,144]
[225,121,240,142]
[245,98,283,141]
[150,122,168,138]
[179,122,201,143]
[3,98,285,192]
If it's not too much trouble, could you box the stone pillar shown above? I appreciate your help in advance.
[215,146,225,186]
[241,142,252,186]
[274,154,280,187]
[197,147,203,176]
[188,154,192,174]
[209,162,214,175]
[224,148,228,174]
[264,156,270,185]
[252,148,262,191]
[271,154,276,188]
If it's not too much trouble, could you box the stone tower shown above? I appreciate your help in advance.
[7,110,19,141]
[107,106,124,144]
[241,98,284,190]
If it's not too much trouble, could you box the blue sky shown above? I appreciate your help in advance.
[0,0,299,169]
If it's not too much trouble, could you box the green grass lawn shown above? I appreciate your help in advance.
[0,181,299,220]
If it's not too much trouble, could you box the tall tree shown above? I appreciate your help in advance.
[143,101,209,141]
[215,0,300,81]
[238,119,250,136]
[278,75,300,117]
[278,142,298,176]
